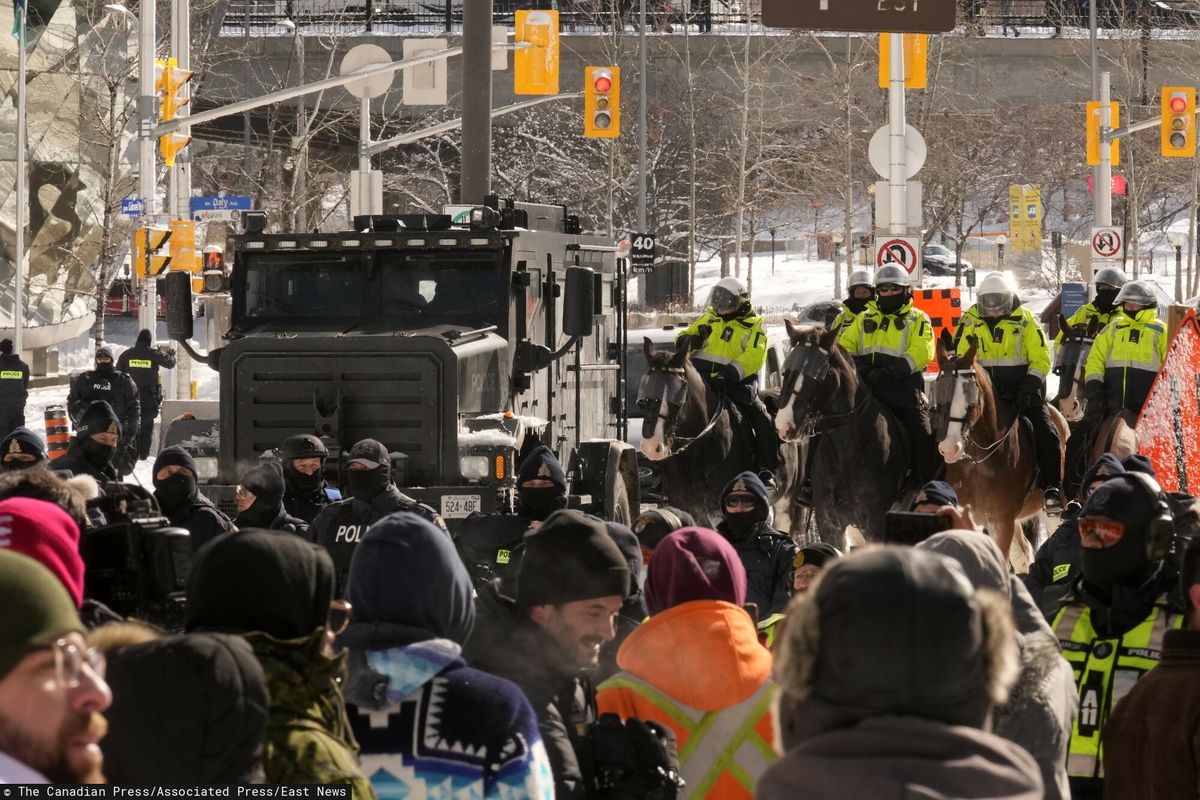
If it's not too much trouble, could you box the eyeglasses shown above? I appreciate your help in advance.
[327,600,352,635]
[724,496,758,510]
[53,639,106,690]
[794,568,820,581]
[1079,517,1125,549]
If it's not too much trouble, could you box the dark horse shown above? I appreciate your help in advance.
[931,334,1069,571]
[638,336,801,532]
[773,321,916,548]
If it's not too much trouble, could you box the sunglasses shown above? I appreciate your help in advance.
[327,600,352,635]
[877,284,904,294]
[1079,517,1125,549]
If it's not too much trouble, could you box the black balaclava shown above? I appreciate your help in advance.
[153,445,200,517]
[515,445,568,521]
[844,296,871,315]
[281,434,327,496]
[1080,476,1162,591]
[1093,286,1120,313]
[95,346,115,376]
[285,463,324,495]
[136,328,152,347]
[237,462,286,527]
[720,471,771,543]
[80,439,116,471]
[74,401,121,472]
[2,427,46,471]
[348,467,390,502]
[876,289,908,314]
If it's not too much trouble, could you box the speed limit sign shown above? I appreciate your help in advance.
[631,232,656,274]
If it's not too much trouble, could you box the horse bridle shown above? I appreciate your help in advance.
[637,367,726,456]
[939,367,1017,464]
[780,343,869,434]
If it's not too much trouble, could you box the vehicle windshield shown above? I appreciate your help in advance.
[375,251,503,326]
[926,245,950,256]
[243,252,367,320]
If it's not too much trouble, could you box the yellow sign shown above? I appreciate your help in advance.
[878,34,927,90]
[514,10,560,95]
[1086,101,1121,167]
[1008,184,1042,253]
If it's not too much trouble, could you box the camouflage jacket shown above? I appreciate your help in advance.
[245,630,376,800]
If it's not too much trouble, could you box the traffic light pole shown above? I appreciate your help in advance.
[137,0,157,336]
[171,0,192,400]
[886,33,906,237]
[461,0,493,204]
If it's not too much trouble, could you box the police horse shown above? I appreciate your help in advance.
[931,334,1070,572]
[773,322,917,548]
[637,337,801,532]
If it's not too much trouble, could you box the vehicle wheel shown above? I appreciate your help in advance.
[606,469,632,526]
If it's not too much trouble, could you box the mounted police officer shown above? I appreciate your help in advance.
[1083,279,1167,423]
[67,347,139,476]
[830,269,875,332]
[837,263,938,485]
[954,271,1063,510]
[309,438,447,597]
[0,338,30,439]
[117,328,177,461]
[676,276,780,490]
[279,434,340,525]
[1053,266,1127,348]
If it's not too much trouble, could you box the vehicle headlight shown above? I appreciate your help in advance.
[194,457,218,481]
[460,456,490,480]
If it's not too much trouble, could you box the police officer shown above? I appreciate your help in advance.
[152,445,235,551]
[455,445,568,592]
[0,427,46,472]
[1083,279,1167,422]
[117,328,177,461]
[716,471,797,617]
[829,269,875,332]
[1053,266,1127,348]
[837,263,938,485]
[67,347,140,476]
[232,461,307,536]
[49,400,122,482]
[0,339,30,438]
[954,271,1063,510]
[676,276,780,489]
[279,434,340,525]
[309,438,447,597]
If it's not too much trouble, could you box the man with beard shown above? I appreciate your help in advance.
[309,438,446,597]
[152,446,234,551]
[716,471,797,618]
[1,427,46,471]
[455,445,568,592]
[67,348,139,476]
[233,462,307,536]
[279,434,340,525]
[50,401,122,483]
[0,550,112,783]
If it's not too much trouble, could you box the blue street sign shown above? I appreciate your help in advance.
[191,195,252,213]
[120,198,145,218]
[1061,282,1088,320]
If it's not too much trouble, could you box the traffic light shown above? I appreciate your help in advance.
[514,10,559,95]
[132,226,172,279]
[156,56,193,167]
[1161,87,1196,158]
[168,220,197,273]
[584,66,620,138]
[1086,100,1120,167]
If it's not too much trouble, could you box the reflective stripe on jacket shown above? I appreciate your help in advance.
[1083,308,1167,411]
[1052,598,1182,779]
[954,305,1051,394]
[677,308,767,382]
[1054,303,1119,347]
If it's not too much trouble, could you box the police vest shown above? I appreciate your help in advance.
[597,672,776,799]
[326,501,367,593]
[1052,597,1183,779]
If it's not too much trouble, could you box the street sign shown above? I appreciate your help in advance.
[1091,226,1123,260]
[763,0,955,33]
[965,267,976,288]
[191,194,252,223]
[1061,281,1088,319]
[120,198,145,218]
[1087,175,1128,196]
[630,232,656,275]
[868,125,926,180]
[875,235,921,274]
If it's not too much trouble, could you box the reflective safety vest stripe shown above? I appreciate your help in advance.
[598,673,777,798]
[127,359,153,369]
[1052,598,1182,779]
[757,613,786,648]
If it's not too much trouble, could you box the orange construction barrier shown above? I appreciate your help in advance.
[44,404,69,457]
[911,287,962,374]
[1137,310,1200,493]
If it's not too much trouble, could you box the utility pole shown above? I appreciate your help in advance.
[171,0,192,400]
[460,0,492,204]
[887,33,906,238]
[637,0,648,306]
[136,0,157,335]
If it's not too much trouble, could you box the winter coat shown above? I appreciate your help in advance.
[116,342,177,402]
[596,599,777,798]
[464,581,598,800]
[283,483,339,526]
[1102,628,1200,799]
[235,503,309,537]
[715,520,796,617]
[67,368,140,435]
[1025,515,1082,619]
[0,353,30,407]
[340,623,554,800]
[49,440,119,483]
[757,711,1043,800]
[455,511,534,593]
[244,629,376,800]
[165,492,235,552]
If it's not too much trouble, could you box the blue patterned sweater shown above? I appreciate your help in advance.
[343,637,554,800]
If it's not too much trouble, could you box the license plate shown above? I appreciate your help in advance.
[440,494,482,519]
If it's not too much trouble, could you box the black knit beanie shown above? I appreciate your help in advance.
[154,445,198,477]
[516,445,567,491]
[516,510,630,608]
[240,462,285,505]
[76,400,122,438]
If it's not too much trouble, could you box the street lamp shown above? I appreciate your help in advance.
[831,232,844,287]
[1172,232,1185,302]
[996,234,1008,268]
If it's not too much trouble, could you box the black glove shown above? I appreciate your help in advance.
[593,714,684,800]
[1016,376,1043,411]
[1084,383,1106,423]
[697,324,713,341]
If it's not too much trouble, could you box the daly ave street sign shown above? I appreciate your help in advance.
[763,0,955,34]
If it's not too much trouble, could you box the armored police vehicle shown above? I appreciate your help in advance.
[161,198,638,528]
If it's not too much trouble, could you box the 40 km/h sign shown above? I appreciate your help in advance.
[875,235,921,274]
[1091,226,1124,260]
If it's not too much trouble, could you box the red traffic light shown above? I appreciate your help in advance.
[1171,95,1188,113]
[594,75,612,93]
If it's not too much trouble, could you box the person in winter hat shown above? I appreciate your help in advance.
[338,512,554,799]
[66,349,139,476]
[0,338,30,441]
[184,530,375,800]
[1045,473,1184,800]
[310,438,446,597]
[0,465,94,533]
[716,471,796,616]
[0,550,111,783]
[1121,452,1156,477]
[153,446,234,551]
[762,547,1040,800]
[1,426,46,471]
[918,530,1076,800]
[632,506,695,564]
[101,632,269,784]
[792,542,843,595]
[0,497,84,608]
[465,509,633,799]
[234,461,307,535]
[279,434,339,525]
[515,445,568,519]
[911,479,960,512]
[50,400,122,482]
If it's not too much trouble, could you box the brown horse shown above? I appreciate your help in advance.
[930,336,1069,571]
[1052,314,1101,423]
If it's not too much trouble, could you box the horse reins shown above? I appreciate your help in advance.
[664,390,727,458]
[946,368,1021,465]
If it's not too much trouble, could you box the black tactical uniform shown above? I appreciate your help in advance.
[50,400,123,483]
[68,347,140,476]
[0,339,31,438]
[279,434,341,525]
[716,471,797,617]
[117,329,177,460]
[233,462,308,537]
[151,445,235,552]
